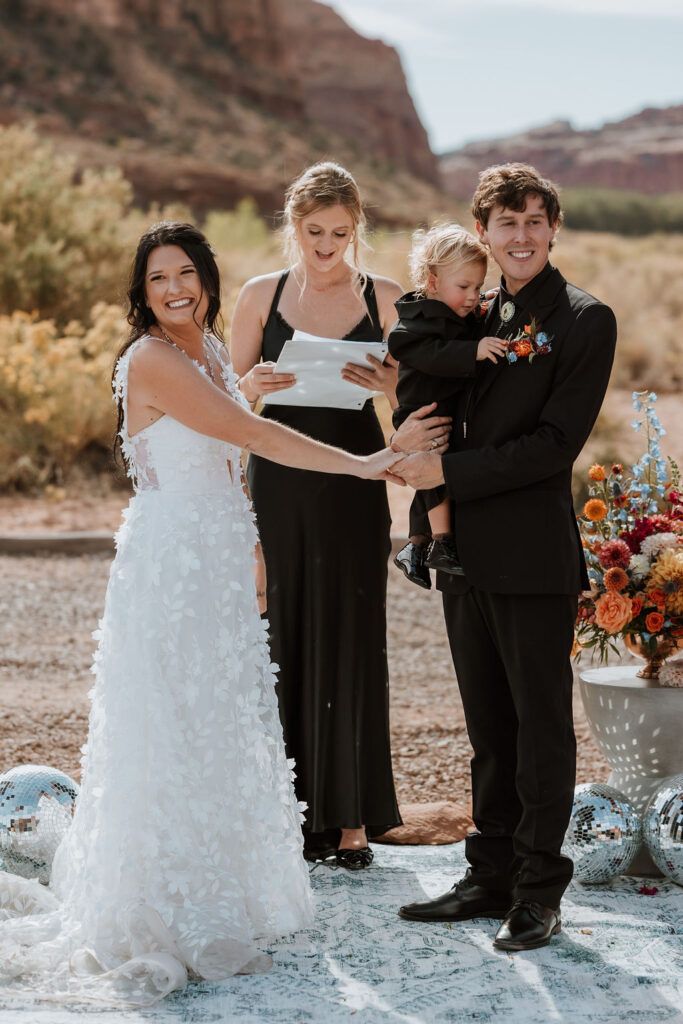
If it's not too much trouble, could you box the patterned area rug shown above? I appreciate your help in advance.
[1,842,681,1023]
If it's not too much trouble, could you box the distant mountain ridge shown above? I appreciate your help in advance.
[0,0,441,222]
[440,105,683,199]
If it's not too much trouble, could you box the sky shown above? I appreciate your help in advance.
[323,0,683,153]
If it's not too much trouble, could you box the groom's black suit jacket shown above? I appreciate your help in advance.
[439,262,617,596]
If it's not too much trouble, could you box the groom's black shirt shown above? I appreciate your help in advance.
[439,262,617,596]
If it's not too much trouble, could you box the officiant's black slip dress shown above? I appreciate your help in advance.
[246,271,401,848]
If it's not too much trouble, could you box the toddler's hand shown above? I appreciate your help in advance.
[476,336,508,364]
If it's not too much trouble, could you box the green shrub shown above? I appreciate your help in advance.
[0,124,136,324]
[562,188,683,236]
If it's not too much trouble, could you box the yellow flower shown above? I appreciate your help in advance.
[649,547,683,616]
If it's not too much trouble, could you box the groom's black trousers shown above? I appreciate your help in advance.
[442,587,578,910]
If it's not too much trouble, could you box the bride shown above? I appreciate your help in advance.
[0,222,399,1007]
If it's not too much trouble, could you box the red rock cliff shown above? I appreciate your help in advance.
[0,0,438,218]
[440,106,683,199]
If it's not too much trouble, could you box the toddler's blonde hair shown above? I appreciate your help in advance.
[409,224,487,297]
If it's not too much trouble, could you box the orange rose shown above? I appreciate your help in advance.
[594,591,632,633]
[647,588,667,609]
[513,339,533,358]
[645,611,665,633]
[584,499,608,522]
[630,595,645,618]
[589,464,606,482]
[604,567,628,592]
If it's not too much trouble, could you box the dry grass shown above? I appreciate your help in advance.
[0,132,681,490]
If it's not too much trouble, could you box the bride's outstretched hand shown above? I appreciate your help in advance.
[358,447,406,483]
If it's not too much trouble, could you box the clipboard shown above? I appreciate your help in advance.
[262,330,388,410]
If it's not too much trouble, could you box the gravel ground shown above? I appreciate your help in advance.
[0,552,608,805]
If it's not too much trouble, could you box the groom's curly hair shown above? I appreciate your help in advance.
[472,163,563,235]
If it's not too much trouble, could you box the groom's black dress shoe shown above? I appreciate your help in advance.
[398,875,511,923]
[493,900,561,951]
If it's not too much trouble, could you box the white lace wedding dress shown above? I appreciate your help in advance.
[0,336,313,1007]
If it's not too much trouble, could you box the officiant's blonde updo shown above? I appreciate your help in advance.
[282,162,367,277]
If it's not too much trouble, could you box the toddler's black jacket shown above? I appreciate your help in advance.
[388,291,484,430]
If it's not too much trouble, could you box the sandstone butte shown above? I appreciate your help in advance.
[440,105,683,200]
[0,0,446,224]
[1,0,680,222]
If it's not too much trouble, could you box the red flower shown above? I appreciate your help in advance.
[647,588,668,609]
[621,515,674,553]
[611,463,623,476]
[645,611,665,633]
[630,595,645,618]
[597,539,631,569]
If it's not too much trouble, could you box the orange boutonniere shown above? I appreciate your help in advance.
[506,317,552,364]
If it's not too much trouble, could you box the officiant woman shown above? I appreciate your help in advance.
[232,162,445,867]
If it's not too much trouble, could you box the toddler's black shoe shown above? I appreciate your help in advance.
[393,542,431,589]
[424,536,465,576]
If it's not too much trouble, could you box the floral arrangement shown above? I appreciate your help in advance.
[575,392,683,681]
[506,317,552,364]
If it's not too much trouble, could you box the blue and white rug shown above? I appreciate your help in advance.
[2,843,681,1023]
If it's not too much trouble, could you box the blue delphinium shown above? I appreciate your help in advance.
[629,391,669,516]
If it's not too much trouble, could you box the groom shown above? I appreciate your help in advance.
[394,164,617,950]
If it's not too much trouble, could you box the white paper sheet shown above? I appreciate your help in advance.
[262,331,388,410]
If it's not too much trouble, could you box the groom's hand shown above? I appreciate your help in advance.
[392,452,445,490]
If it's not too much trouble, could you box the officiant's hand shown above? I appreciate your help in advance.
[341,353,399,407]
[391,403,452,454]
[391,452,445,490]
[238,362,296,403]
[253,542,267,615]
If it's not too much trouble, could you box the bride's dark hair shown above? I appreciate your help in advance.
[112,221,224,462]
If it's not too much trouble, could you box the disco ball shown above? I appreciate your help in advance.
[0,764,79,884]
[643,773,683,886]
[562,782,642,883]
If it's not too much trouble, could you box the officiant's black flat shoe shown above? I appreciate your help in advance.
[336,846,374,870]
[393,542,431,589]
[493,900,561,951]
[303,844,337,863]
[398,874,510,922]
